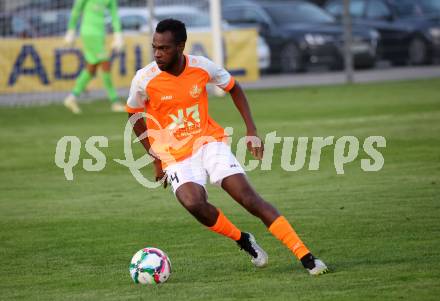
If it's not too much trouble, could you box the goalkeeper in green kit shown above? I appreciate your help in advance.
[64,0,125,114]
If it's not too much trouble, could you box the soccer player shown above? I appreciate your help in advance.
[126,19,328,275]
[63,0,125,114]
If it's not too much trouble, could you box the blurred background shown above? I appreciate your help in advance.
[1,0,440,104]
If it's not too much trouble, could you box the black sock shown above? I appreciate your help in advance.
[300,253,316,269]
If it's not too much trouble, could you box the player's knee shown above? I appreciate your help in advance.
[185,201,205,215]
[177,190,206,215]
[101,61,111,72]
[86,64,98,75]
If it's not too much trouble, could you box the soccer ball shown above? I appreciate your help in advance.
[129,247,172,284]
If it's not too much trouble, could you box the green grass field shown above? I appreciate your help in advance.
[1,79,439,300]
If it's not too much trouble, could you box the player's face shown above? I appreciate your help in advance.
[152,31,184,71]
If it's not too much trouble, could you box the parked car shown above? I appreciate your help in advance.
[113,6,271,71]
[324,0,440,65]
[0,9,70,38]
[0,14,14,37]
[222,0,379,72]
[29,9,70,37]
[0,12,35,38]
[114,6,215,34]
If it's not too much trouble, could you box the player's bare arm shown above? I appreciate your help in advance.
[229,82,264,160]
[128,112,167,188]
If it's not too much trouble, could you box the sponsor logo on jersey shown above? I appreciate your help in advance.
[161,95,173,101]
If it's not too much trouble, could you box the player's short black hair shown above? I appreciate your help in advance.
[155,18,187,44]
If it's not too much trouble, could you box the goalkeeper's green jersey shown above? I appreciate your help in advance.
[68,0,121,37]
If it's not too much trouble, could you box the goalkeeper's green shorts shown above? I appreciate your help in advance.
[81,34,109,64]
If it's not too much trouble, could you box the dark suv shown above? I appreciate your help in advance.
[222,0,379,72]
[324,0,440,65]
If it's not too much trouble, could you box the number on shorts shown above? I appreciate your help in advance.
[169,172,179,183]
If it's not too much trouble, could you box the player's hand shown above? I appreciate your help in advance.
[64,29,75,47]
[153,158,167,188]
[111,32,124,53]
[246,132,264,160]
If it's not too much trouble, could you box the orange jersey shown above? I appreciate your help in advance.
[126,55,235,167]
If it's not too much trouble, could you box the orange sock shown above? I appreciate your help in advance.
[208,209,241,241]
[268,216,310,260]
